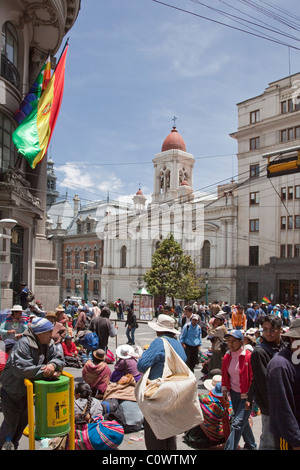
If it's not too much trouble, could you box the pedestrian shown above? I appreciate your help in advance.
[137,314,187,450]
[246,304,257,330]
[281,304,290,326]
[91,300,101,319]
[181,305,193,328]
[125,307,138,345]
[222,302,231,327]
[82,349,111,399]
[0,316,65,450]
[221,329,256,450]
[180,313,202,372]
[245,314,284,449]
[19,282,31,310]
[271,306,281,317]
[207,312,227,374]
[210,301,222,317]
[90,307,117,352]
[266,319,300,450]
[115,299,124,320]
[75,306,87,334]
[175,302,183,326]
[231,305,246,330]
[0,305,27,341]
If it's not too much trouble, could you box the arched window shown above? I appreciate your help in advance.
[202,240,211,268]
[120,245,127,268]
[1,22,19,88]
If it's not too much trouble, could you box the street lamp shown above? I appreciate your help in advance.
[80,261,96,302]
[204,272,209,306]
[75,284,82,297]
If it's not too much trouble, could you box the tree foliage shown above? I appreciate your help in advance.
[143,234,205,305]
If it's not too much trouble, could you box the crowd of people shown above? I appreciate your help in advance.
[0,296,300,451]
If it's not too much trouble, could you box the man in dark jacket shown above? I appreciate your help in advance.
[266,319,300,450]
[90,307,117,351]
[0,317,65,449]
[246,315,284,450]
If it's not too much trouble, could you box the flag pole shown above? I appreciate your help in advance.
[54,38,69,71]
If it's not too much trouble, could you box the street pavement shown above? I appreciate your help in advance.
[1,312,262,452]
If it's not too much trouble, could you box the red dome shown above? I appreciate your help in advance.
[162,127,186,152]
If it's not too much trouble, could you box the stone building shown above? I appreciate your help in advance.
[0,0,80,309]
[231,73,300,305]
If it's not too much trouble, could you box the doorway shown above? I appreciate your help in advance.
[280,280,299,305]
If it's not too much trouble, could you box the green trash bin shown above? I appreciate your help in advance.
[34,375,70,438]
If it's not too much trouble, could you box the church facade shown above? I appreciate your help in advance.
[48,125,238,305]
[100,125,238,304]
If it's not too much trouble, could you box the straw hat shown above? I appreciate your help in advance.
[45,311,57,319]
[10,305,24,312]
[55,305,65,312]
[204,374,222,391]
[148,314,179,335]
[116,344,135,359]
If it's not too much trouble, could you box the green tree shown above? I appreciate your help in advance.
[143,234,204,306]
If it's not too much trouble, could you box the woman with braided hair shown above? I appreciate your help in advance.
[50,382,124,450]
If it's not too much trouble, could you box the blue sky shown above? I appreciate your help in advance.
[49,0,300,206]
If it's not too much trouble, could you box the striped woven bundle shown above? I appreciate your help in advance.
[74,416,124,450]
[199,393,232,442]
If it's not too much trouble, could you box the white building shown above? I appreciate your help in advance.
[100,125,238,304]
[230,73,300,305]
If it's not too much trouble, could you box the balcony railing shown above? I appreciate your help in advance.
[1,54,20,90]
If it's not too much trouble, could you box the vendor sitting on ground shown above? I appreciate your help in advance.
[183,374,232,449]
[82,349,111,398]
[111,344,142,383]
[62,335,84,368]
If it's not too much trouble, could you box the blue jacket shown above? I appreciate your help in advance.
[137,335,186,380]
[180,322,202,347]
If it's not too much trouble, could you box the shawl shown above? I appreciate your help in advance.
[103,374,137,401]
[82,360,111,394]
[199,392,232,441]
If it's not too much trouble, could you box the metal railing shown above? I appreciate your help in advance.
[1,54,20,90]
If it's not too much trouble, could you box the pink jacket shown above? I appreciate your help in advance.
[221,348,252,397]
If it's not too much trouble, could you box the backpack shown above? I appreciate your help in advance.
[26,290,35,303]
[78,331,99,350]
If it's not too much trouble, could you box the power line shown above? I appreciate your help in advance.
[188,0,300,43]
[151,0,300,50]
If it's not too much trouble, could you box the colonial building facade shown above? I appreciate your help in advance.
[49,126,238,305]
[231,73,300,305]
[0,0,80,309]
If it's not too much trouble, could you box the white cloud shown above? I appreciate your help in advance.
[55,162,124,199]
